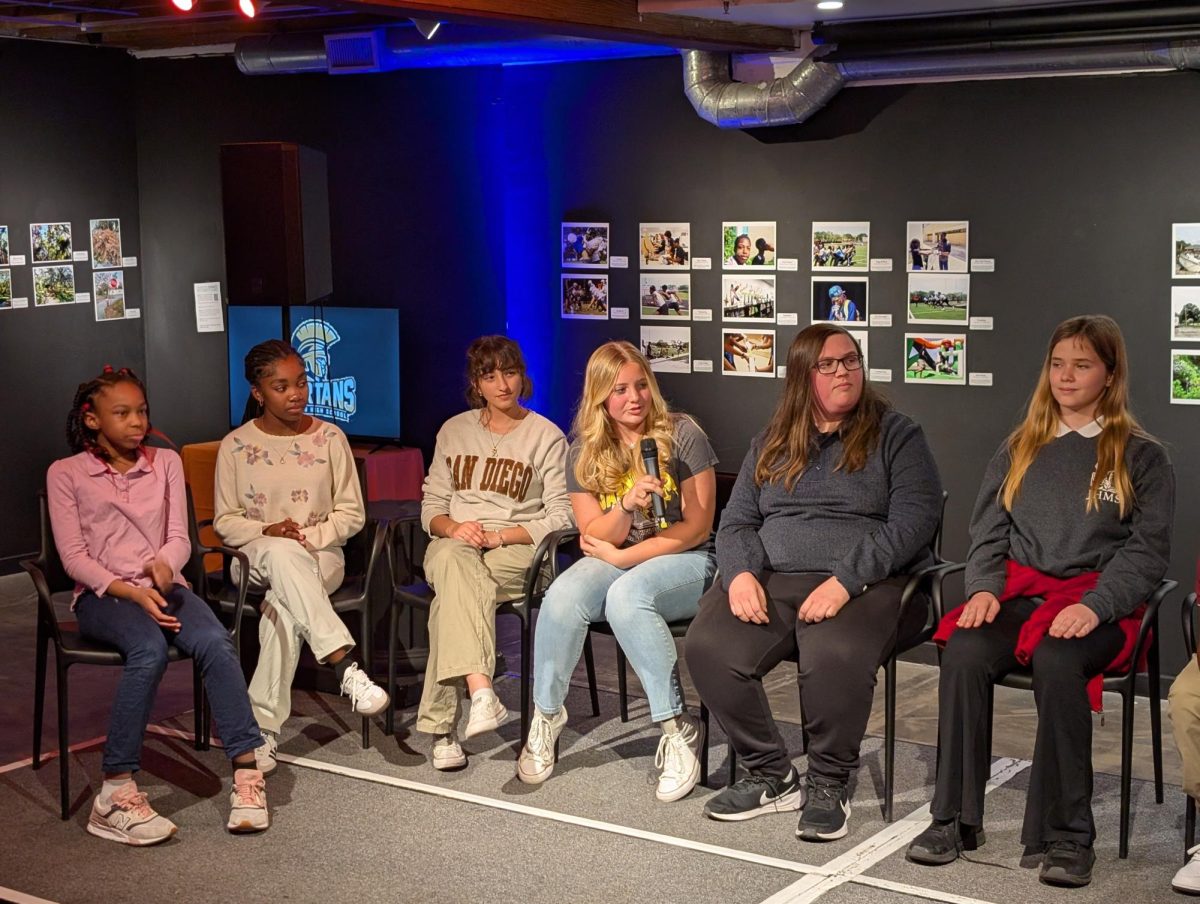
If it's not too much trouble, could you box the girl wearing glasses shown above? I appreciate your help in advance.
[686,323,942,842]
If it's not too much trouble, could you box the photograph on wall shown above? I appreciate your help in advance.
[1174,224,1200,278]
[1172,286,1200,341]
[640,274,691,320]
[905,333,966,385]
[908,273,970,325]
[812,221,869,270]
[0,269,10,309]
[0,226,8,266]
[906,221,968,272]
[1172,348,1200,404]
[30,222,72,263]
[811,277,867,324]
[91,218,123,269]
[722,329,776,377]
[723,221,776,270]
[722,275,776,323]
[94,270,125,321]
[33,264,75,306]
[639,222,690,269]
[561,275,608,320]
[847,329,869,372]
[640,325,691,374]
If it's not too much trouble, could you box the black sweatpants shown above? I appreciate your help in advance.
[930,597,1124,847]
[685,572,924,782]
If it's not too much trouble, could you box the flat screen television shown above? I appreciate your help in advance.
[227,305,401,442]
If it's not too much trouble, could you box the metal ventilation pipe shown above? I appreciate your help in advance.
[682,40,1200,129]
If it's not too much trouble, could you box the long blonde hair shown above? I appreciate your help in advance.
[755,324,888,490]
[1001,314,1149,516]
[571,341,676,495]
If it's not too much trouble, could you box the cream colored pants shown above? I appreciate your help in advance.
[1171,656,1200,800]
[235,536,354,733]
[415,538,537,735]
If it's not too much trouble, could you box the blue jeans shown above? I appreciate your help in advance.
[75,585,263,774]
[533,550,716,722]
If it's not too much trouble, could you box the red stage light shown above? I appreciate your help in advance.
[238,0,256,17]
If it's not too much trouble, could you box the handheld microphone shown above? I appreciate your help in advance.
[639,438,668,525]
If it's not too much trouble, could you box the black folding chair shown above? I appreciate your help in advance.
[931,566,1174,859]
[26,492,220,819]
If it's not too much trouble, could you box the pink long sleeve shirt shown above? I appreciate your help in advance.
[46,447,191,603]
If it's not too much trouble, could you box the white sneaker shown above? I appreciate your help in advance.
[1174,844,1200,894]
[516,706,568,785]
[227,768,270,834]
[464,688,509,739]
[432,732,467,770]
[87,781,178,846]
[655,714,705,802]
[339,662,389,716]
[253,730,278,776]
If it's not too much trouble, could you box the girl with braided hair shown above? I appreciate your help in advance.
[48,366,269,845]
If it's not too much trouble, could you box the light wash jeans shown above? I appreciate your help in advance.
[532,550,716,722]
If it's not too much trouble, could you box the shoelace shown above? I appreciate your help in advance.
[654,732,689,776]
[525,715,555,764]
[1046,840,1086,860]
[806,780,844,811]
[727,773,783,796]
[342,664,374,709]
[233,776,265,808]
[111,786,154,819]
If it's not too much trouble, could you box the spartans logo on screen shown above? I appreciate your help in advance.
[292,318,357,424]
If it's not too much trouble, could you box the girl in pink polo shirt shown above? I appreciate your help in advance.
[47,366,268,845]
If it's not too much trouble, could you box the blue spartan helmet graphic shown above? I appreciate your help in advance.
[292,319,340,380]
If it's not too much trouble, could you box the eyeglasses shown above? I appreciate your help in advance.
[814,354,863,375]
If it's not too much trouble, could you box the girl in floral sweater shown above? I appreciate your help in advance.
[215,339,388,774]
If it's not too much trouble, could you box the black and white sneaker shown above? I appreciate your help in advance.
[703,768,803,821]
[796,774,850,842]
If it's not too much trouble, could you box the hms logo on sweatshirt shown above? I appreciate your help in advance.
[1090,467,1121,507]
[448,455,534,502]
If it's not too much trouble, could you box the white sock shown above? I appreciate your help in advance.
[470,687,495,704]
[99,776,133,806]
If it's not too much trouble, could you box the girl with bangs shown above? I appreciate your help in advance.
[417,336,572,770]
[907,315,1173,888]
[518,341,718,802]
[686,324,942,842]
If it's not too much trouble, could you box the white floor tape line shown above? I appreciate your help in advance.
[756,756,1030,904]
[0,734,108,776]
[282,752,834,878]
[852,874,1005,904]
[0,885,61,904]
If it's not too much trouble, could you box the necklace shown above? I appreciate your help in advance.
[480,410,519,457]
[256,417,310,463]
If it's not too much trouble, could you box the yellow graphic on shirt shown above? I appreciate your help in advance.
[600,469,677,540]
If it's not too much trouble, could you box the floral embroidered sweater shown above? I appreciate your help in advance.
[214,417,365,552]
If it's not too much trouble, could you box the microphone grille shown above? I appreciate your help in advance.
[639,438,658,457]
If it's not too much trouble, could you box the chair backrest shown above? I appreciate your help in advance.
[932,489,949,563]
[713,471,738,531]
[1183,592,1198,658]
[24,491,76,647]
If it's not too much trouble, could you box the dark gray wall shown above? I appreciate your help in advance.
[135,57,507,453]
[0,41,144,563]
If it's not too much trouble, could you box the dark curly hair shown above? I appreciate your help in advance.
[464,336,532,408]
[66,366,149,460]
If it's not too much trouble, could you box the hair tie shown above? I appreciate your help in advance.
[80,401,91,412]
[102,364,114,374]
[118,367,129,376]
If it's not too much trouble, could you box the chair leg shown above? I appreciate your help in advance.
[1149,641,1164,804]
[33,634,47,769]
[520,614,532,748]
[360,609,371,749]
[1187,796,1197,859]
[192,663,205,751]
[386,601,398,737]
[617,646,629,723]
[727,741,737,787]
[582,633,600,717]
[884,657,897,823]
[1119,688,1135,859]
[699,702,710,787]
[57,659,70,821]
